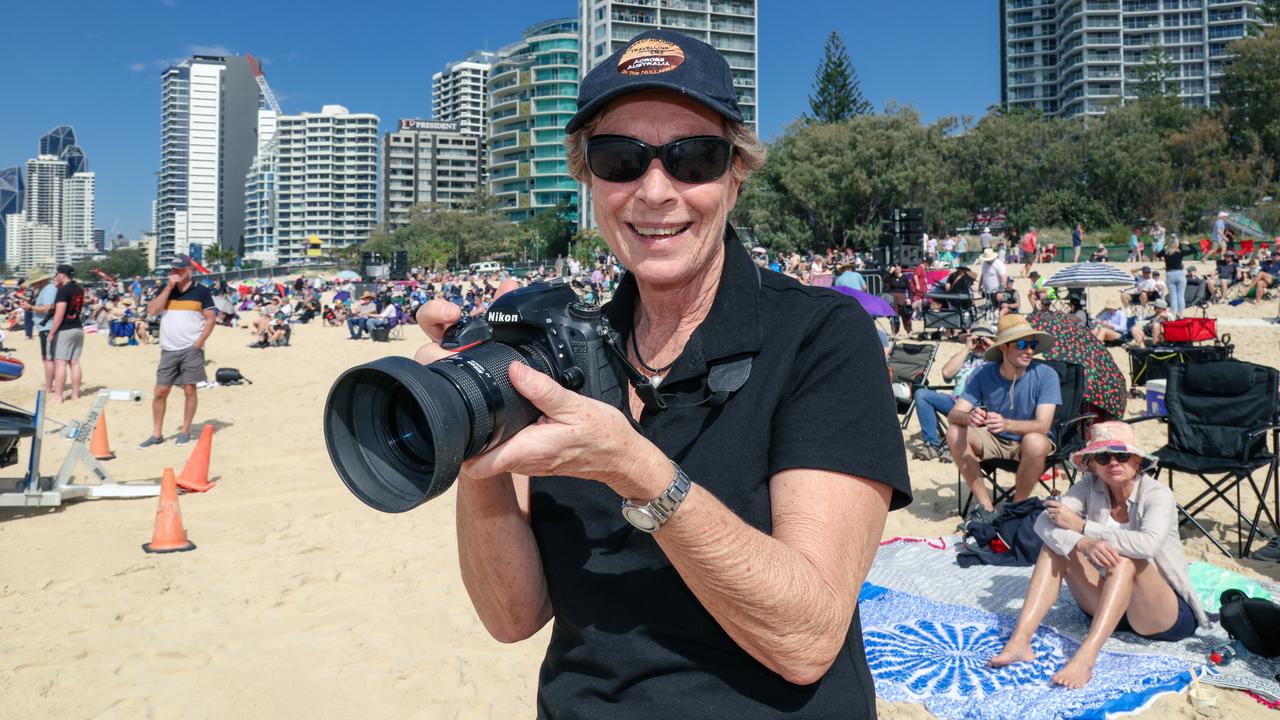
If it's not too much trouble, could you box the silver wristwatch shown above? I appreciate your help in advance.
[620,461,691,534]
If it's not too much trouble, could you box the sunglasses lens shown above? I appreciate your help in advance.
[587,137,649,182]
[665,137,732,183]
[1015,339,1038,351]
[1094,452,1131,465]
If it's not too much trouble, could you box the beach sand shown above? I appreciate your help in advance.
[1,262,1277,719]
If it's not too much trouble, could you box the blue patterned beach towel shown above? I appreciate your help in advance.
[868,537,1280,705]
[860,583,1192,720]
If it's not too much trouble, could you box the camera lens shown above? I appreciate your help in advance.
[324,343,554,513]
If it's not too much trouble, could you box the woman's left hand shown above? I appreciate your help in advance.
[1044,498,1084,533]
[461,362,666,499]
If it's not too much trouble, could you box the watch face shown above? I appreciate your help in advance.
[622,505,660,533]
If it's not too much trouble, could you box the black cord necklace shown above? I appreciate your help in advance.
[630,330,677,380]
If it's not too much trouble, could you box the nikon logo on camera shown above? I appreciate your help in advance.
[487,311,521,324]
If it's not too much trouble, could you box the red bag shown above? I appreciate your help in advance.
[1162,317,1217,343]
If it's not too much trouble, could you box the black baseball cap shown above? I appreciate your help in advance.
[55,264,75,277]
[566,29,743,133]
[171,254,194,270]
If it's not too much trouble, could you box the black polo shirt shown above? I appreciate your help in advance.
[530,228,911,719]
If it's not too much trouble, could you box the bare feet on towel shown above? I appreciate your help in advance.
[1051,651,1096,689]
[988,637,1035,667]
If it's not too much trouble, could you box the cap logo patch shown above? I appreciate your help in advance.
[618,39,685,75]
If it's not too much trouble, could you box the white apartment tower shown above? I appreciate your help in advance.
[1000,0,1265,118]
[155,55,260,266]
[4,155,67,271]
[432,51,498,138]
[61,172,96,264]
[273,105,379,264]
[579,0,758,126]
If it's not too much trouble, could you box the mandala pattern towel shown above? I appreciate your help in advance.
[861,583,1192,720]
[868,537,1280,704]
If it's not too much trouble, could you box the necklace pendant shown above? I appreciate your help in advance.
[649,375,662,388]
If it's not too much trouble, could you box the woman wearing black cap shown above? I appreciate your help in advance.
[410,30,910,719]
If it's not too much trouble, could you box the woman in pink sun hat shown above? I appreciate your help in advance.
[988,421,1208,689]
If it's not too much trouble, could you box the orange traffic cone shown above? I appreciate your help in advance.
[142,468,196,554]
[176,424,215,493]
[90,410,116,460]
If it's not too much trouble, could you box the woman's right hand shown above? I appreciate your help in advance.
[413,278,521,366]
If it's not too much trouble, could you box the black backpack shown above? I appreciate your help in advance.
[1220,589,1280,658]
[215,367,252,386]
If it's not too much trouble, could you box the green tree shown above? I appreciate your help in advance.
[520,200,578,261]
[807,32,871,123]
[1221,27,1280,181]
[365,203,521,270]
[1255,0,1280,26]
[1132,42,1177,99]
[73,248,150,280]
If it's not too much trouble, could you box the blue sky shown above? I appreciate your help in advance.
[1,0,998,241]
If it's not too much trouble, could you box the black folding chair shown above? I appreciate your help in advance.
[887,343,940,431]
[1133,360,1279,558]
[958,359,1095,517]
[1184,276,1210,316]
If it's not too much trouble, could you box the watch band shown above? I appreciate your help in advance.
[621,461,691,533]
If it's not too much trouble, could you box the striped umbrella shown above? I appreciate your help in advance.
[1045,263,1135,289]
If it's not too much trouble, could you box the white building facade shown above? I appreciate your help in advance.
[61,172,95,264]
[273,105,379,264]
[155,55,260,266]
[382,119,484,231]
[1000,0,1265,118]
[432,51,498,139]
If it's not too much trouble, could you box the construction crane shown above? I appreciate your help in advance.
[246,54,282,115]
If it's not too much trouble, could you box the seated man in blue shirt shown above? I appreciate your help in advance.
[946,315,1062,524]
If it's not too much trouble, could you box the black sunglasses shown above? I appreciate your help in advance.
[1091,451,1132,465]
[586,135,734,184]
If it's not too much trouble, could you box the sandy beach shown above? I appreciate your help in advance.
[2,261,1278,719]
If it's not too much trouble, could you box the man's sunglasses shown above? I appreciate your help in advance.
[586,135,734,184]
[1090,451,1132,465]
[1013,339,1039,351]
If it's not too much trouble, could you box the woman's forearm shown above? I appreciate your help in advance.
[653,470,889,685]
[455,473,552,643]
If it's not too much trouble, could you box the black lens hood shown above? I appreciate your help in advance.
[324,356,472,513]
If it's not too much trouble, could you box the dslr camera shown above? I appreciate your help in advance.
[324,279,624,513]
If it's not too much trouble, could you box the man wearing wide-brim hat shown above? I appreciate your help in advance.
[18,269,57,393]
[977,247,1008,303]
[946,314,1062,524]
[346,290,377,340]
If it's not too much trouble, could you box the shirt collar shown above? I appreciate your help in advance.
[604,225,763,386]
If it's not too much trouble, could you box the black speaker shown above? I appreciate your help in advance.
[361,251,385,266]
[900,219,925,234]
[894,244,925,267]
[390,250,409,280]
[903,208,924,222]
[900,232,926,244]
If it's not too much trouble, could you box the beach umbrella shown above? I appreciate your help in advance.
[833,285,895,317]
[1028,310,1127,419]
[212,295,235,316]
[1045,263,1134,289]
[335,270,361,281]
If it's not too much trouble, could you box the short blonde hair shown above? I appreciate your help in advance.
[565,112,766,185]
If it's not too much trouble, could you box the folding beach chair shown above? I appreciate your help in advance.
[1184,276,1210,315]
[387,304,410,341]
[958,359,1095,517]
[1129,361,1279,558]
[886,343,939,431]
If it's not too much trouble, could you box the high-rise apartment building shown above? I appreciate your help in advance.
[154,54,260,266]
[0,166,22,263]
[61,172,96,263]
[579,0,758,126]
[273,105,379,264]
[1000,0,1265,118]
[382,119,484,231]
[243,107,279,263]
[4,156,66,271]
[488,18,581,223]
[432,50,498,139]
